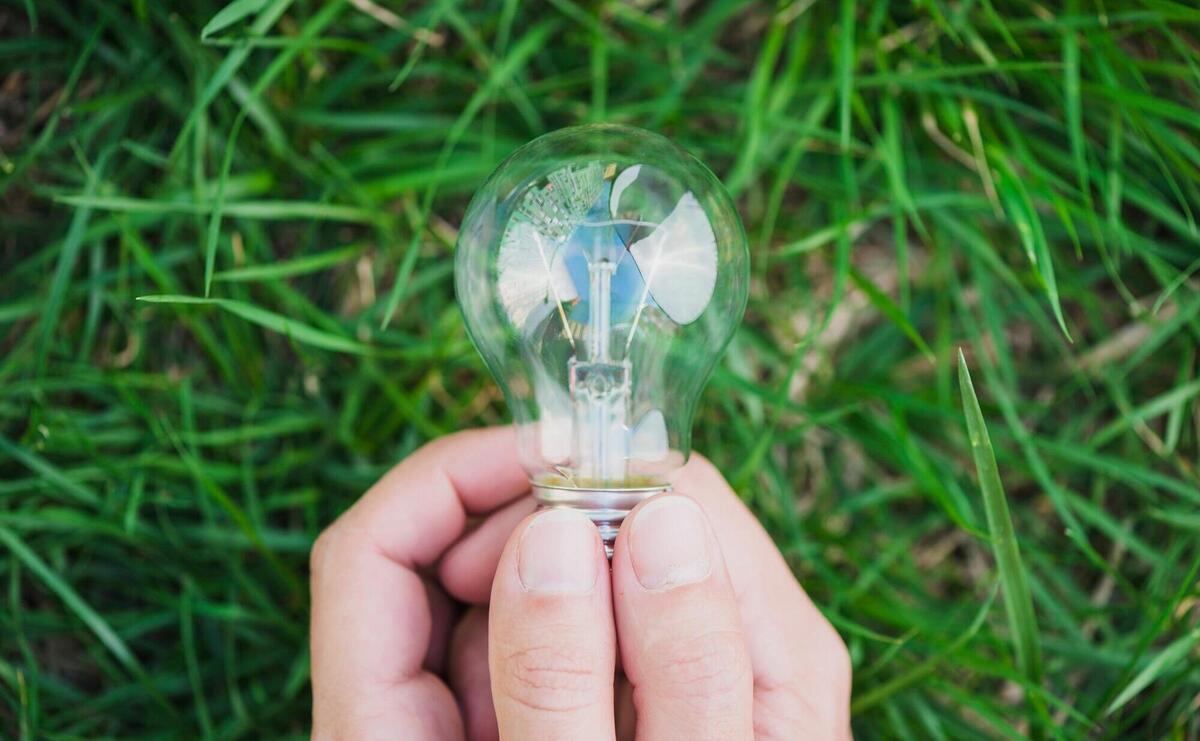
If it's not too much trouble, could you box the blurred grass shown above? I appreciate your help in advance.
[2,0,1199,737]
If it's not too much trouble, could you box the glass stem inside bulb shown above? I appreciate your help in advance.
[570,257,630,485]
[587,258,613,361]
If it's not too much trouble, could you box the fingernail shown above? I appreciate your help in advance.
[630,496,711,590]
[518,509,598,593]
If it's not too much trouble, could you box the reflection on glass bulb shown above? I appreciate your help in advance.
[455,124,749,553]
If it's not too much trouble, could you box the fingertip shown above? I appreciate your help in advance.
[613,493,727,597]
[520,509,605,593]
[491,508,608,603]
[623,494,714,591]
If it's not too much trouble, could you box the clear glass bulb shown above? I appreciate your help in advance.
[455,124,748,552]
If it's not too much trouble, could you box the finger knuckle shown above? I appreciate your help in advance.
[649,628,751,701]
[753,680,811,730]
[756,625,852,739]
[421,427,479,460]
[820,621,853,692]
[309,524,340,576]
[500,642,606,713]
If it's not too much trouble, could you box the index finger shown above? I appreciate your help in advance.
[310,426,529,737]
[332,425,530,568]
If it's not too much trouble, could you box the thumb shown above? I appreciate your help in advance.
[611,494,754,741]
[488,508,616,740]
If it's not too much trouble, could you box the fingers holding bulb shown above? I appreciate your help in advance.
[488,508,617,740]
[309,427,527,738]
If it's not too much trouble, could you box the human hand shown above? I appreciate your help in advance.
[310,427,851,739]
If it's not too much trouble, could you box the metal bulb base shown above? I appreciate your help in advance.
[533,482,671,559]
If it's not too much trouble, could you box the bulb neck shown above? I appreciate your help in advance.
[532,482,670,559]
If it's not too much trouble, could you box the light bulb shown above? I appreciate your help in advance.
[455,124,748,554]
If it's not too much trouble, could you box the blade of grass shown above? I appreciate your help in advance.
[36,150,110,381]
[958,350,1045,720]
[0,526,145,682]
[992,155,1072,341]
[52,195,376,223]
[727,6,788,194]
[0,435,101,508]
[180,579,214,739]
[1090,377,1200,449]
[1106,627,1200,715]
[853,584,998,713]
[213,244,365,282]
[136,295,371,354]
[850,266,935,362]
[837,0,855,155]
[202,0,345,296]
[379,20,557,328]
[201,0,270,40]
[170,0,295,158]
[1062,3,1089,205]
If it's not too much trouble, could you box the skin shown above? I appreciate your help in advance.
[310,426,852,740]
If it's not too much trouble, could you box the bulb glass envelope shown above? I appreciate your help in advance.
[456,125,749,491]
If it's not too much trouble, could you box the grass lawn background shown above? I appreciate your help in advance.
[1,0,1198,737]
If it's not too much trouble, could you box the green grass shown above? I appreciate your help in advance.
[2,0,1199,737]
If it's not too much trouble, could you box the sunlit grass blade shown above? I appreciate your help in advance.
[201,0,269,40]
[137,295,371,354]
[202,0,345,297]
[991,157,1072,341]
[837,0,855,155]
[204,114,244,297]
[1106,627,1200,716]
[213,244,365,282]
[1062,6,1089,205]
[52,195,377,223]
[958,351,1044,699]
